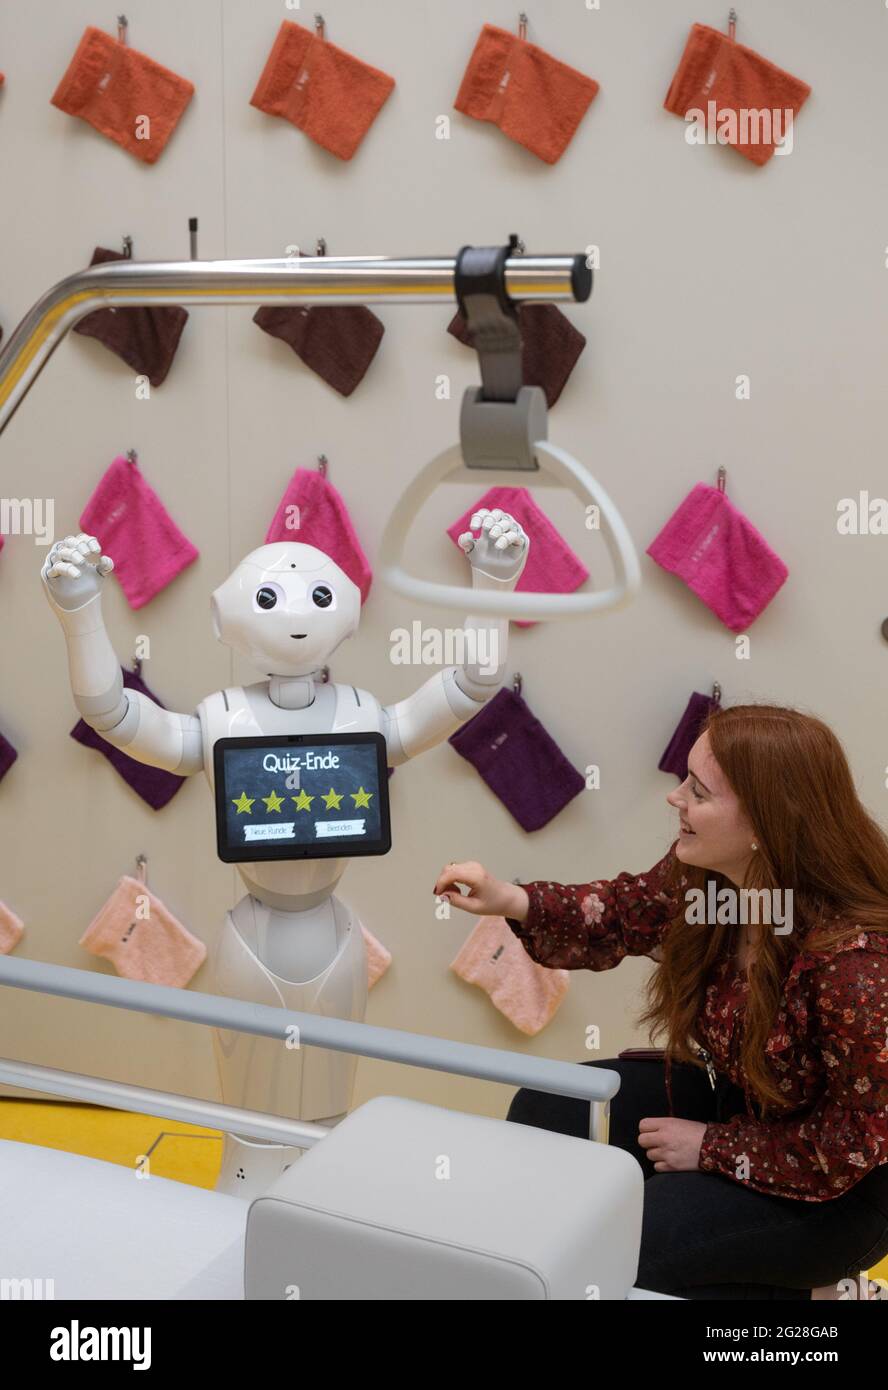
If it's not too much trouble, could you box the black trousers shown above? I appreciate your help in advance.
[506,1057,888,1300]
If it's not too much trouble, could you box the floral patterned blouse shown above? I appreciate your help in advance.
[505,842,888,1203]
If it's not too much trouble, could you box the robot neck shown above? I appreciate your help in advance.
[267,672,321,709]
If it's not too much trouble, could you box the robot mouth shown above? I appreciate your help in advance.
[290,633,307,639]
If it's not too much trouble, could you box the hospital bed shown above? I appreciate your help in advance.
[0,955,677,1301]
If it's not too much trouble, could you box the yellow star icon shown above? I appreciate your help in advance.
[351,786,373,809]
[292,790,314,812]
[322,787,343,810]
[262,790,285,813]
[232,791,254,814]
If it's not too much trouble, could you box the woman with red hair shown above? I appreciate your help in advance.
[434,705,888,1300]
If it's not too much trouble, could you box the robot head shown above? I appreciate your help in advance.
[210,543,361,676]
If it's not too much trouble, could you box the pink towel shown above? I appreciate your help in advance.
[646,483,788,633]
[446,486,589,628]
[80,455,199,609]
[0,900,24,954]
[450,915,569,1035]
[80,874,206,988]
[266,467,372,604]
[362,924,391,989]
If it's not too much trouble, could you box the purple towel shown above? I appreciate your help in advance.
[448,687,585,833]
[0,729,18,783]
[658,691,721,780]
[70,667,187,810]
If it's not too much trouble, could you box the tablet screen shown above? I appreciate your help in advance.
[213,733,391,862]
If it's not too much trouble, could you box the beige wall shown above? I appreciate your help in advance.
[0,0,885,1121]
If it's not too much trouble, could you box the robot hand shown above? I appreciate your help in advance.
[457,509,529,591]
[41,532,114,614]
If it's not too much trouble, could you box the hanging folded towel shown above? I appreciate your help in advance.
[446,486,589,629]
[663,22,811,166]
[254,303,384,396]
[73,248,189,388]
[362,924,392,989]
[80,870,206,988]
[449,686,585,833]
[0,900,24,955]
[250,20,395,161]
[265,466,372,603]
[658,689,722,780]
[70,666,187,811]
[448,303,586,408]
[50,26,194,165]
[647,482,788,632]
[0,727,17,784]
[450,914,569,1035]
[80,454,198,609]
[454,22,599,164]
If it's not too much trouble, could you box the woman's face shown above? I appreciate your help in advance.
[666,731,758,884]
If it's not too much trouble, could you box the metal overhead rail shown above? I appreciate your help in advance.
[0,251,591,439]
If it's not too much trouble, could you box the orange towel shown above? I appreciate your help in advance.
[0,900,24,954]
[50,26,194,165]
[80,875,206,988]
[450,915,569,1036]
[454,23,598,165]
[664,22,811,167]
[250,20,394,161]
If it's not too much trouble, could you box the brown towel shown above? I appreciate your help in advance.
[250,20,395,161]
[73,247,188,387]
[447,302,586,408]
[254,303,384,397]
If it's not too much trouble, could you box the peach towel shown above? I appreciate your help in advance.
[51,26,194,165]
[0,900,24,954]
[362,925,392,989]
[250,20,394,161]
[80,875,206,988]
[450,915,569,1035]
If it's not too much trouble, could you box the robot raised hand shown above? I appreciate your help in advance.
[457,508,529,589]
[41,533,114,610]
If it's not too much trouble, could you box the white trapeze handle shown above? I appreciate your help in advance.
[378,439,641,619]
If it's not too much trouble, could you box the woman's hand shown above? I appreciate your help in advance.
[433,861,529,922]
[637,1117,708,1172]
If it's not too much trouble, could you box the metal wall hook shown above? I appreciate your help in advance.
[117,14,128,45]
[320,665,331,684]
[122,235,133,260]
[512,672,523,696]
[126,448,138,465]
[518,12,528,40]
[189,217,199,260]
[728,8,737,41]
[314,13,325,38]
[132,653,143,675]
[316,237,327,257]
[716,465,727,493]
[317,454,328,477]
[135,853,147,884]
[712,681,722,704]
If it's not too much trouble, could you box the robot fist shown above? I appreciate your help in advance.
[457,509,529,590]
[41,532,114,612]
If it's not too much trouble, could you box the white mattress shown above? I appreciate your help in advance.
[0,1138,247,1300]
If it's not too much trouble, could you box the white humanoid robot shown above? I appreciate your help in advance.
[41,510,529,1196]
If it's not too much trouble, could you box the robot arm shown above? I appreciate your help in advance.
[41,533,204,776]
[382,509,527,764]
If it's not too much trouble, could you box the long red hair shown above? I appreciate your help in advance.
[637,704,888,1114]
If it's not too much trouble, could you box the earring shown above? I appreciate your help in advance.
[751,842,758,851]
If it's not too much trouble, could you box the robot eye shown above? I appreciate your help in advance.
[255,586,278,610]
[312,585,333,608]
